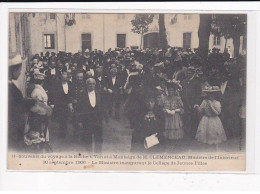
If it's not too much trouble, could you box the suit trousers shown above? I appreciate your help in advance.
[81,124,103,153]
[108,94,120,119]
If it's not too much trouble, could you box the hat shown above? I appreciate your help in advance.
[154,62,164,69]
[110,67,118,74]
[33,69,46,80]
[188,66,195,71]
[202,86,221,92]
[166,79,182,90]
[9,54,22,67]
[34,63,43,69]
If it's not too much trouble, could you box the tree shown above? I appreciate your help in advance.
[158,14,168,51]
[198,14,212,59]
[131,14,154,49]
[211,14,247,57]
[211,14,232,49]
[230,14,247,58]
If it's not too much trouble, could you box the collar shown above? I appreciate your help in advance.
[88,90,95,94]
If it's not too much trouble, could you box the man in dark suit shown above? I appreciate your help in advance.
[77,78,103,153]
[8,54,35,151]
[70,70,87,139]
[180,66,202,138]
[94,67,109,122]
[106,67,122,120]
[44,60,60,107]
[53,68,73,138]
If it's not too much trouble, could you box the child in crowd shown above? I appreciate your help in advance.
[195,86,227,144]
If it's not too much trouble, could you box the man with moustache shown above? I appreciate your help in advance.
[180,66,202,138]
[53,68,73,139]
[106,67,122,120]
[77,78,103,153]
[70,70,87,139]
[44,59,60,108]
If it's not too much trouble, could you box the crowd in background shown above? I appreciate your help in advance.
[9,46,247,153]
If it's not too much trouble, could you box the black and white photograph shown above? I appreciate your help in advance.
[7,11,247,171]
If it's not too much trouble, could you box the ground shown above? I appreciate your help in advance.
[48,114,245,154]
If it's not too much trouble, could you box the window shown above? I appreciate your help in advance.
[50,13,56,20]
[82,33,92,52]
[43,34,55,49]
[117,14,125,19]
[213,36,221,46]
[82,14,91,19]
[184,14,192,20]
[183,32,191,49]
[117,34,126,48]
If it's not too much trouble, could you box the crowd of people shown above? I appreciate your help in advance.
[8,46,246,153]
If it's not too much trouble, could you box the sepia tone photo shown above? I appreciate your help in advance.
[8,12,247,171]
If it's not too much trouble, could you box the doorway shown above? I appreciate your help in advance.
[143,32,160,49]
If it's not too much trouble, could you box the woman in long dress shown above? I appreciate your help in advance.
[195,88,227,144]
[25,70,52,152]
[162,82,184,140]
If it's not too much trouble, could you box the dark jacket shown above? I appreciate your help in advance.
[8,82,35,150]
[53,80,73,116]
[181,77,202,111]
[106,75,122,94]
[95,76,107,95]
[77,90,103,130]
[43,68,61,105]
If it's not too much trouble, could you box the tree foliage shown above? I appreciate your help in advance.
[131,14,154,35]
[211,14,247,57]
[211,14,232,40]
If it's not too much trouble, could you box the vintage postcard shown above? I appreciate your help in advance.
[7,11,247,171]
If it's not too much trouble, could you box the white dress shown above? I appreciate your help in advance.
[31,84,48,105]
[30,84,50,141]
[195,100,227,144]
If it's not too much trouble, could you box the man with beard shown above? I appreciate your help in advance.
[71,70,87,140]
[44,60,60,108]
[41,57,49,75]
[180,66,202,138]
[56,59,64,77]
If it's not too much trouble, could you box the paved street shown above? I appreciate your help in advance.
[48,115,245,154]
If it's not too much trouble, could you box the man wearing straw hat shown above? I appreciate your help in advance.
[8,53,35,151]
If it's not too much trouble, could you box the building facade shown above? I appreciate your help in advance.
[10,12,244,57]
